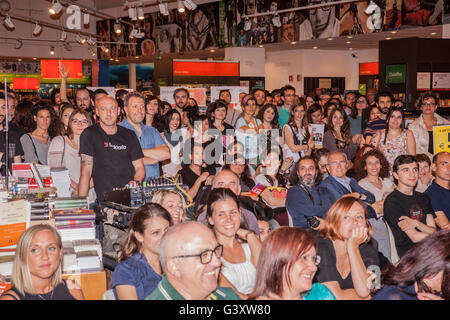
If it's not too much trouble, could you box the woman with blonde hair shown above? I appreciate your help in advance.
[151,188,189,224]
[248,227,335,300]
[0,224,84,300]
[315,196,380,300]
[112,203,173,300]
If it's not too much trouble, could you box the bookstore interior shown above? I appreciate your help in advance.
[0,0,450,302]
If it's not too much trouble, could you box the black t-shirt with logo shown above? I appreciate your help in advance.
[383,189,436,257]
[79,123,144,200]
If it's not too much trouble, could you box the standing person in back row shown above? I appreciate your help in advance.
[119,92,170,180]
[78,96,145,201]
[383,155,436,258]
[173,88,189,118]
[278,85,296,129]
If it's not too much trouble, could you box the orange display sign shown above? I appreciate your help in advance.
[359,62,379,75]
[12,78,40,90]
[0,222,27,248]
[173,60,239,77]
[41,60,83,79]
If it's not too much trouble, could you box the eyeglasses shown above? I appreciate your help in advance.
[422,103,436,107]
[356,100,367,104]
[298,254,321,265]
[171,244,223,264]
[309,0,331,14]
[72,119,89,125]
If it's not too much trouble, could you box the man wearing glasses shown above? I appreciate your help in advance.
[408,92,449,160]
[146,222,241,300]
[299,0,340,40]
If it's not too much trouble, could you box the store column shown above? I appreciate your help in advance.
[129,63,136,91]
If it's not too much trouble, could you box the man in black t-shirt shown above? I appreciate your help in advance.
[384,155,436,257]
[0,96,23,175]
[78,96,145,201]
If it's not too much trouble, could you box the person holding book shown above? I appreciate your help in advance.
[113,203,173,300]
[0,224,84,300]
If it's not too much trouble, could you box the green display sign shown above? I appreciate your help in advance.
[386,64,406,84]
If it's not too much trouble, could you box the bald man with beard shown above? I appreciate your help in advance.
[146,222,241,300]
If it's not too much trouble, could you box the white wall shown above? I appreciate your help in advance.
[225,47,266,77]
[265,48,378,95]
[0,0,98,59]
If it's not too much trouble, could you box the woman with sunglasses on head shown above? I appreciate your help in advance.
[206,188,262,299]
[371,107,416,171]
[48,109,94,199]
[248,227,335,300]
[315,196,380,300]
[113,203,173,300]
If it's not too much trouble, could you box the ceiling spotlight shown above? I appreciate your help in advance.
[63,42,72,51]
[138,4,144,20]
[183,0,197,10]
[89,48,96,57]
[87,37,96,46]
[272,14,281,28]
[50,46,55,55]
[76,33,86,44]
[128,6,137,20]
[60,30,67,41]
[101,45,109,53]
[14,39,22,49]
[114,20,122,34]
[177,0,185,13]
[83,12,90,25]
[3,14,15,29]
[159,1,169,16]
[49,0,63,15]
[32,22,42,36]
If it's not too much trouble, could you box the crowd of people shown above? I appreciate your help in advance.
[0,71,449,301]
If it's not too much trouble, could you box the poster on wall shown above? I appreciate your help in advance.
[417,72,431,91]
[219,0,237,47]
[159,87,207,106]
[210,86,249,111]
[386,64,406,84]
[385,0,402,30]
[402,0,443,26]
[109,65,130,88]
[432,73,450,91]
[136,63,155,92]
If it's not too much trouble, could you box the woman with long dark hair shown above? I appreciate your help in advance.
[112,203,173,300]
[248,227,335,300]
[161,109,184,176]
[349,95,369,135]
[144,95,165,132]
[283,103,314,163]
[371,107,416,170]
[373,230,450,300]
[257,103,283,151]
[20,103,62,165]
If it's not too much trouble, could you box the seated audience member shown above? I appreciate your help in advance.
[323,107,363,161]
[178,139,215,202]
[415,153,433,193]
[323,100,340,125]
[373,230,450,300]
[319,151,376,210]
[206,188,262,298]
[195,169,260,235]
[313,148,330,181]
[286,156,331,229]
[209,99,235,153]
[383,155,436,258]
[113,204,173,300]
[0,225,84,300]
[348,95,369,136]
[363,91,394,145]
[48,109,95,200]
[222,158,255,192]
[307,103,325,125]
[314,197,380,300]
[371,107,416,170]
[257,103,283,150]
[161,109,184,176]
[255,210,272,243]
[355,149,396,263]
[249,227,335,300]
[425,152,450,229]
[151,189,189,225]
[20,104,62,165]
[283,103,314,162]
[408,92,449,159]
[146,222,241,300]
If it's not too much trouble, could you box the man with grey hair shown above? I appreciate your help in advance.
[195,169,260,234]
[119,92,170,180]
[146,222,240,300]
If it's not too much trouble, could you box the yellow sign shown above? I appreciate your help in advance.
[433,125,450,154]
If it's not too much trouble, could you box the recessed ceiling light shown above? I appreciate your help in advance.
[33,57,37,60]
[291,41,296,45]
[391,31,397,34]
[346,41,351,44]
[431,32,437,35]
[258,45,264,48]
[385,37,391,40]
[349,48,353,50]
[327,37,333,40]
[115,59,119,62]
[209,49,215,53]
[18,58,22,61]
[313,46,318,49]
[347,36,353,39]
[135,56,139,59]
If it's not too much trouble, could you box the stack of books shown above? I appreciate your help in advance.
[62,239,102,274]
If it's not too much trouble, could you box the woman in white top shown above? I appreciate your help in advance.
[355,148,396,263]
[283,103,314,163]
[206,188,262,299]
[47,109,96,202]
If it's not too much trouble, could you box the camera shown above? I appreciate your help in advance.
[307,216,320,229]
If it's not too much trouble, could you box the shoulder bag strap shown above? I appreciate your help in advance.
[60,136,66,167]
[27,134,42,165]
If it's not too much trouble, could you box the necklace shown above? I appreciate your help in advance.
[37,288,54,300]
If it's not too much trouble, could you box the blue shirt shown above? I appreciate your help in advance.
[303,283,336,300]
[334,176,352,193]
[278,106,290,129]
[119,119,166,179]
[112,253,161,300]
[286,183,331,228]
[372,284,418,300]
[425,180,450,220]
